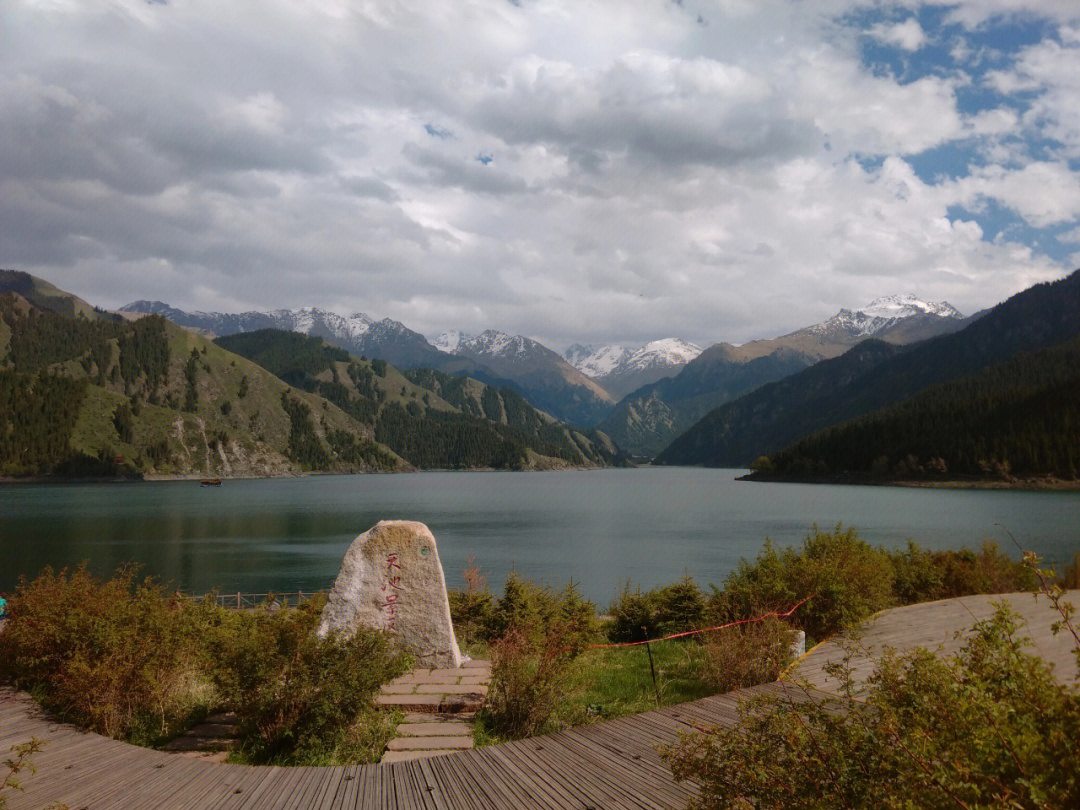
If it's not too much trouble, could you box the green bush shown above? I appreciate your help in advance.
[447,559,497,646]
[0,567,408,764]
[701,617,794,694]
[663,605,1080,810]
[453,572,598,649]
[483,619,586,740]
[719,525,895,642]
[209,601,407,764]
[0,565,214,741]
[608,576,708,643]
[478,574,599,740]
[888,540,1037,604]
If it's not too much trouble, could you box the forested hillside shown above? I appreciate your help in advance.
[0,280,406,478]
[657,269,1080,468]
[748,338,1080,484]
[215,330,622,470]
[601,345,816,458]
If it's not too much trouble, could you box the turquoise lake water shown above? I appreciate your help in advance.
[1,468,1077,604]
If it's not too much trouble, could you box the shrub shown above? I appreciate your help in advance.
[663,605,1080,810]
[0,738,45,810]
[608,576,707,643]
[484,622,582,740]
[888,540,1037,604]
[0,565,213,741]
[482,577,598,739]
[719,525,895,641]
[1063,552,1080,589]
[701,617,794,694]
[447,559,496,645]
[467,572,598,649]
[209,601,407,763]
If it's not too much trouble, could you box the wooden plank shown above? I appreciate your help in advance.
[332,764,364,810]
[429,751,500,810]
[451,748,534,809]
[486,741,586,810]
[488,744,571,810]
[545,733,679,810]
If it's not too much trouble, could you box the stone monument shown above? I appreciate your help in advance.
[317,520,463,669]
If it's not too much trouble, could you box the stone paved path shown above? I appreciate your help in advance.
[160,711,241,763]
[377,658,490,763]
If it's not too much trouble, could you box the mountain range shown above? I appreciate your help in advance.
[2,272,620,479]
[122,293,964,442]
[657,269,1080,474]
[563,339,703,400]
[600,296,968,457]
[122,303,613,427]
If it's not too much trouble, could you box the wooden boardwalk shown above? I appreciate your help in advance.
[2,591,1075,810]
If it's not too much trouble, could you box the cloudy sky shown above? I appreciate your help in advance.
[3,0,1080,349]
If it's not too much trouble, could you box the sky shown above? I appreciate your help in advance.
[3,1,1080,350]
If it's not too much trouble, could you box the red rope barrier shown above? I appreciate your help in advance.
[551,594,815,656]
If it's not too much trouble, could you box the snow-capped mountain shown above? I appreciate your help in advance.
[601,295,967,458]
[860,294,962,321]
[433,330,470,354]
[565,339,703,399]
[433,329,615,426]
[806,295,964,341]
[119,301,476,374]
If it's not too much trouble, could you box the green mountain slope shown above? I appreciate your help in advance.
[750,337,1080,483]
[215,330,622,470]
[600,345,817,458]
[1,286,406,478]
[657,268,1080,467]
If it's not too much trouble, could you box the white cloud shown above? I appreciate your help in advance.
[0,0,1075,351]
[953,162,1080,228]
[869,18,928,51]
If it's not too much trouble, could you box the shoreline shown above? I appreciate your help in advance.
[0,463,614,486]
[735,472,1080,492]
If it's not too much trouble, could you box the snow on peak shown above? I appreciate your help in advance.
[808,295,965,338]
[433,330,471,354]
[635,338,703,365]
[567,344,631,377]
[860,295,962,320]
[566,338,702,379]
[468,329,533,358]
[434,329,544,361]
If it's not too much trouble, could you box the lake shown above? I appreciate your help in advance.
[1,468,1077,605]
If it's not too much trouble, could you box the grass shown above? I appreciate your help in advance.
[562,640,714,722]
[475,635,715,746]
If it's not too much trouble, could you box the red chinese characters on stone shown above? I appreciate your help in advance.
[380,552,403,631]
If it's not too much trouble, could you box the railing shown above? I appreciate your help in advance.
[185,591,328,609]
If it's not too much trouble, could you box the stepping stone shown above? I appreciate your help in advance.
[440,695,484,712]
[161,736,236,753]
[381,682,420,695]
[187,724,238,739]
[173,750,230,763]
[415,683,487,695]
[380,749,458,763]
[402,711,476,723]
[397,722,471,737]
[423,670,467,683]
[461,659,490,669]
[386,736,473,751]
[376,694,443,711]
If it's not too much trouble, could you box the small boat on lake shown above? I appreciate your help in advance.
[200,478,222,487]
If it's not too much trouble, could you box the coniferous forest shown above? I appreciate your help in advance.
[749,337,1080,484]
[216,329,621,470]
